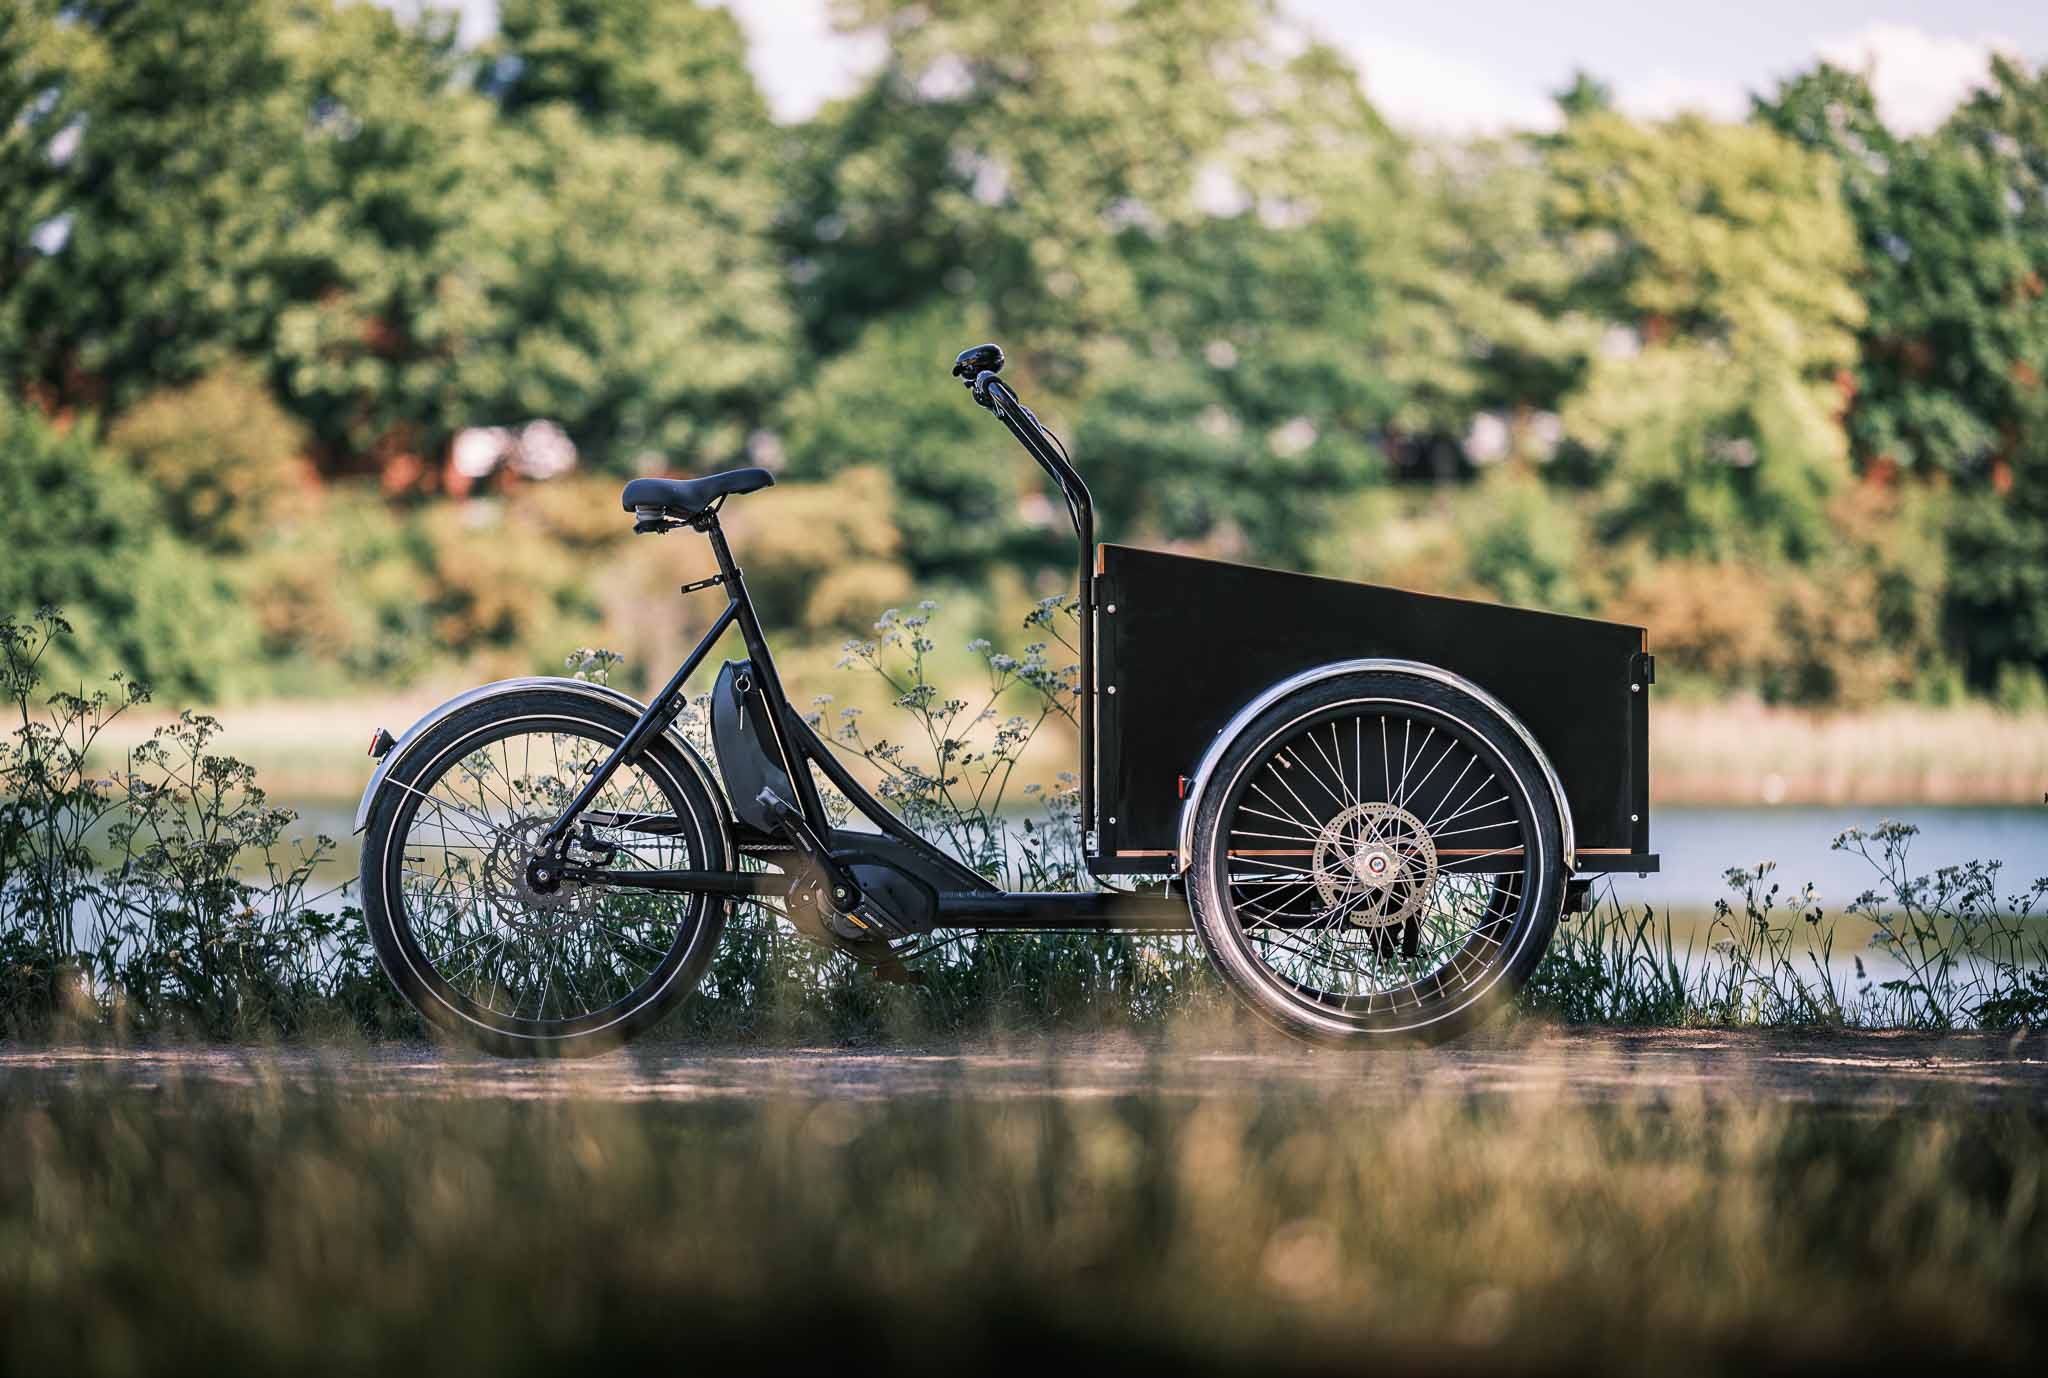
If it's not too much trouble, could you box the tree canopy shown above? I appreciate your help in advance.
[1759,57,2048,685]
[2,0,2045,701]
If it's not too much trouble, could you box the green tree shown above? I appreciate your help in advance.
[490,0,769,163]
[1074,210,1400,564]
[1544,111,1866,560]
[440,105,794,472]
[0,1,485,469]
[475,0,795,471]
[0,1,305,414]
[1755,64,2007,481]
[0,0,793,477]
[1936,60,2048,684]
[1760,58,2048,683]
[786,19,1504,570]
[777,1,1408,572]
[107,364,312,554]
[0,401,253,697]
[1073,53,1583,566]
[1554,71,1614,120]
[777,303,1042,576]
[783,0,1311,369]
[262,1,498,471]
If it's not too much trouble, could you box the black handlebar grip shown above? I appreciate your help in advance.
[952,342,1004,380]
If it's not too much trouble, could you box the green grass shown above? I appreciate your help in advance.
[1,1062,2042,1374]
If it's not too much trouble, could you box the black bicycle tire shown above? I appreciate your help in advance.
[359,688,730,1057]
[1187,671,1566,1045]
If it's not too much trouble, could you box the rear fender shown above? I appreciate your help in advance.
[353,677,728,834]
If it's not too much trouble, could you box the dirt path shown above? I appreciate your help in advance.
[4,1027,2045,1107]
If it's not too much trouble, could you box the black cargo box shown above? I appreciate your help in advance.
[1089,544,1656,876]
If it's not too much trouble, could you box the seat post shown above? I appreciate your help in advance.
[698,510,739,584]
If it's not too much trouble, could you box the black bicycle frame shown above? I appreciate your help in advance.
[540,515,821,848]
[539,454,1185,931]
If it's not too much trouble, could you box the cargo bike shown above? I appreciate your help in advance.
[356,344,1659,1055]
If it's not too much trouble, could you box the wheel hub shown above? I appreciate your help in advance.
[484,816,593,934]
[1310,802,1438,927]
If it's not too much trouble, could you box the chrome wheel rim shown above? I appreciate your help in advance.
[389,720,710,1029]
[1218,702,1533,1015]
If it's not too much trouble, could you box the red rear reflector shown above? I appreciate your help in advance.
[1177,774,1189,799]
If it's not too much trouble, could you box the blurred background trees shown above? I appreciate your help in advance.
[1760,57,2048,696]
[1,0,2044,709]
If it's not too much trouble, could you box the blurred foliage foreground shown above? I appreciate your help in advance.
[5,607,2046,1045]
[0,1064,2044,1373]
[4,1,2048,712]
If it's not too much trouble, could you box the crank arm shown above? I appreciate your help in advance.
[754,788,862,910]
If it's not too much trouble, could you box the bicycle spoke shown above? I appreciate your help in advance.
[1219,702,1534,1015]
[387,720,711,1029]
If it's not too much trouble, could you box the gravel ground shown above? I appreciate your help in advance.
[5,1026,2045,1107]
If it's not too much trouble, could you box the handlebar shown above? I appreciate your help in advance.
[951,342,1006,410]
[950,340,1101,849]
[948,342,1090,542]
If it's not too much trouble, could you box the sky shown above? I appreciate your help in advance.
[390,1,2047,136]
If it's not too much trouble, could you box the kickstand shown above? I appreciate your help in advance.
[870,953,927,987]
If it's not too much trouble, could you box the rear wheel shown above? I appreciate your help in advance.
[1187,670,1566,1045]
[359,688,729,1057]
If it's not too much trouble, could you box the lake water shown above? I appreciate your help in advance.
[282,798,2046,913]
[1605,805,2047,912]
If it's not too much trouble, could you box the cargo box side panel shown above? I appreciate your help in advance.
[1094,545,1645,870]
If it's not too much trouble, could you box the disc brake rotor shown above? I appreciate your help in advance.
[1310,802,1439,927]
[483,815,595,936]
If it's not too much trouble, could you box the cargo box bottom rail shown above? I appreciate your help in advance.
[1569,854,1661,874]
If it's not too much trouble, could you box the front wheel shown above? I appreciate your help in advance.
[359,687,730,1057]
[1187,670,1567,1045]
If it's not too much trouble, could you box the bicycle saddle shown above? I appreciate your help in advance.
[621,467,775,519]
